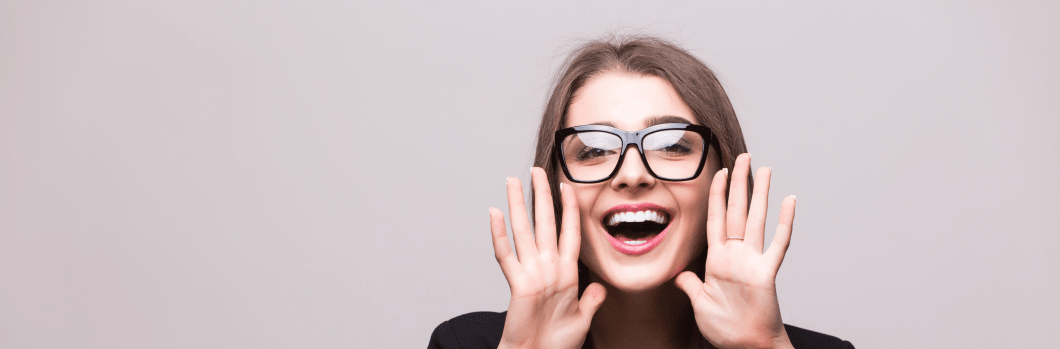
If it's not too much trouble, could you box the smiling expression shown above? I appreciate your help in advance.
[561,71,721,293]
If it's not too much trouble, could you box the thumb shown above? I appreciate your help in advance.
[578,282,607,319]
[674,271,703,301]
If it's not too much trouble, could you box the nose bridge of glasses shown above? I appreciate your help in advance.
[618,143,650,173]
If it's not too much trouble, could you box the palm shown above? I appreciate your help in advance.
[490,168,606,349]
[676,154,796,349]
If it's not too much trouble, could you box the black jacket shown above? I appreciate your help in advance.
[429,311,854,349]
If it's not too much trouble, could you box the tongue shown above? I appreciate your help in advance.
[613,233,657,242]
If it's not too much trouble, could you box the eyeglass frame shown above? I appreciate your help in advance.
[554,123,715,184]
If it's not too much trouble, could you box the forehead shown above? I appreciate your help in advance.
[566,71,698,130]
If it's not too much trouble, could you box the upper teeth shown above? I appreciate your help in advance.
[606,210,669,226]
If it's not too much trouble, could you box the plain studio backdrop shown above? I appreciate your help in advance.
[1,1,1058,348]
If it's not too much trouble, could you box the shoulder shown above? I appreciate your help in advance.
[785,324,856,349]
[428,311,507,349]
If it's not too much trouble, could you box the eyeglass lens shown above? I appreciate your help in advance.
[560,129,705,182]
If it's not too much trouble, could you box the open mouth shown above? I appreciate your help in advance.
[602,209,671,245]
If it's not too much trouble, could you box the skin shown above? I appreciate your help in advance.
[489,72,797,349]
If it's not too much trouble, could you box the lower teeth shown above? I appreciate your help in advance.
[623,240,647,245]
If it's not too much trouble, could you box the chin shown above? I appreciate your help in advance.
[605,273,669,294]
[591,255,685,294]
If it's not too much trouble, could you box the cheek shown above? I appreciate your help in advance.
[668,178,713,207]
[569,186,604,262]
[572,186,600,224]
[669,179,713,244]
[575,217,604,277]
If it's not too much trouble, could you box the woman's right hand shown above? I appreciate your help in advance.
[490,167,607,349]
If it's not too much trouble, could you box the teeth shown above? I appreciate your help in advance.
[624,240,647,245]
[605,210,670,226]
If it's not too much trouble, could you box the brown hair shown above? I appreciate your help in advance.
[530,35,750,349]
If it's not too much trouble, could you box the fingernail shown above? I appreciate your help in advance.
[505,177,510,185]
[560,182,565,191]
[723,168,729,176]
[789,195,796,200]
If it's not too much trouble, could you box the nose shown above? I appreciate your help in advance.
[610,145,656,191]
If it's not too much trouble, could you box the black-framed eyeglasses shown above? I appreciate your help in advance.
[554,123,714,183]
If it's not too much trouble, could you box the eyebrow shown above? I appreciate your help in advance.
[647,115,695,126]
[583,115,695,128]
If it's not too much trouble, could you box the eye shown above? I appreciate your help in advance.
[575,147,616,161]
[565,131,621,164]
[644,130,703,158]
[645,131,691,154]
[658,142,693,155]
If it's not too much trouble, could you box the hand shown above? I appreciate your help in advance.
[675,154,796,349]
[490,168,607,349]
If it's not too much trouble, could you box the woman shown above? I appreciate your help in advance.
[430,35,853,349]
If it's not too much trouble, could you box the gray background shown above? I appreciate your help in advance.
[1,1,1058,348]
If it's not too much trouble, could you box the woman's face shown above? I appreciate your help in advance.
[562,71,721,293]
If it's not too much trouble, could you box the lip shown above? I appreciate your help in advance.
[602,203,673,256]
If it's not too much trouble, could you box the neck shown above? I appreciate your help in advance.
[588,280,697,349]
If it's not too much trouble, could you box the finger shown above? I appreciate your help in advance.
[766,195,796,270]
[489,207,521,278]
[706,168,729,247]
[557,181,582,263]
[674,271,704,302]
[744,166,771,253]
[506,176,539,260]
[578,282,608,320]
[726,153,752,240]
[531,167,558,255]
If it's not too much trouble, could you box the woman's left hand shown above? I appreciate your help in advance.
[675,153,796,349]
